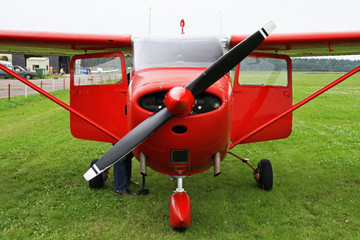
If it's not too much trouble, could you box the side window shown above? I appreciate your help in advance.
[70,52,128,87]
[73,57,124,86]
[238,56,288,87]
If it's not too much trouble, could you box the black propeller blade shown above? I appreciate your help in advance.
[83,21,276,181]
[186,21,276,96]
[84,108,173,181]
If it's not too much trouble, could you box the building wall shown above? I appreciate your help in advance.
[10,55,69,74]
[26,58,50,74]
[12,54,26,67]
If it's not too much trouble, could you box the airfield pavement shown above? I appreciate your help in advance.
[0,77,71,99]
[0,74,120,99]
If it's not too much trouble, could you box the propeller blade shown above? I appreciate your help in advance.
[186,21,276,96]
[83,108,173,181]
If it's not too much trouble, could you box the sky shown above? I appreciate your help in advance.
[2,0,360,59]
[2,0,360,35]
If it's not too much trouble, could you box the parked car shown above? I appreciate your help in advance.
[13,65,37,79]
[0,61,37,79]
[0,60,13,79]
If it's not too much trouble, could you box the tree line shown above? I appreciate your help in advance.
[291,58,360,72]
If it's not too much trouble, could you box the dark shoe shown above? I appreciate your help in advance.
[128,180,139,185]
[115,189,136,195]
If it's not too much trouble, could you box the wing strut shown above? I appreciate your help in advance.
[230,65,360,148]
[0,63,121,142]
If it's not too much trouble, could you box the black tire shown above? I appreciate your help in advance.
[0,74,7,79]
[89,159,105,188]
[257,159,273,190]
[25,74,32,80]
[172,227,187,232]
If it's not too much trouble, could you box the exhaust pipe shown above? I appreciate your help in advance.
[140,152,147,176]
[214,152,221,177]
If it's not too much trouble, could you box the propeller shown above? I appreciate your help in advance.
[83,21,276,181]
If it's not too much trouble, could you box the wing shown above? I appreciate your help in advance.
[2,30,360,57]
[232,31,360,57]
[0,30,132,56]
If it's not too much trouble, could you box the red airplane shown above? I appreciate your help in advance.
[1,21,360,231]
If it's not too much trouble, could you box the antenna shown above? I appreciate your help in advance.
[219,10,223,34]
[149,7,152,34]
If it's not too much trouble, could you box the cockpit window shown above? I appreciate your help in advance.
[132,36,229,71]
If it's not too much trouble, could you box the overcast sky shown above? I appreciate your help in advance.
[2,0,360,35]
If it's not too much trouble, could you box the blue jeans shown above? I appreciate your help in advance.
[113,153,133,191]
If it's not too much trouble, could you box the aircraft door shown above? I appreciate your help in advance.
[231,53,292,144]
[70,52,129,143]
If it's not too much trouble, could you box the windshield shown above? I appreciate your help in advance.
[15,66,26,71]
[132,36,229,71]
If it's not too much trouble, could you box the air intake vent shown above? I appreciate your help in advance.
[171,150,189,163]
[139,91,221,114]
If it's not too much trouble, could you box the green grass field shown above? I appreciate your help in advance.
[0,72,359,239]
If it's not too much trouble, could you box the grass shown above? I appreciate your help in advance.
[0,72,359,239]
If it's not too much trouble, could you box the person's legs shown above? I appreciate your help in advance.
[127,153,133,183]
[113,157,129,191]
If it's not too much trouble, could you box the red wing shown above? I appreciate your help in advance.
[232,32,360,57]
[0,30,132,56]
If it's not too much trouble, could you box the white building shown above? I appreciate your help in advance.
[0,54,12,62]
[26,57,50,74]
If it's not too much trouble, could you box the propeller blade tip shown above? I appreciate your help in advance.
[83,168,97,181]
[263,21,276,36]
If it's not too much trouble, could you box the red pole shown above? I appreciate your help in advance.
[41,81,43,89]
[63,79,65,90]
[8,84,10,100]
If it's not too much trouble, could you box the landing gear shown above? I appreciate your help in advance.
[88,159,109,188]
[256,159,273,190]
[228,152,273,190]
[137,173,150,195]
[169,177,191,231]
[137,152,150,195]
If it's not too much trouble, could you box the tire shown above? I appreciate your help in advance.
[172,227,187,232]
[89,159,105,188]
[257,159,273,190]
[25,74,32,80]
[0,74,6,79]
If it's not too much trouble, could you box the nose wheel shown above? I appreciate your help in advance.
[169,177,191,231]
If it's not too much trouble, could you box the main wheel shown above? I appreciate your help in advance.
[89,159,107,188]
[257,159,273,190]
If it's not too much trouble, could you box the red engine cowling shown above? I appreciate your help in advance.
[128,67,232,176]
